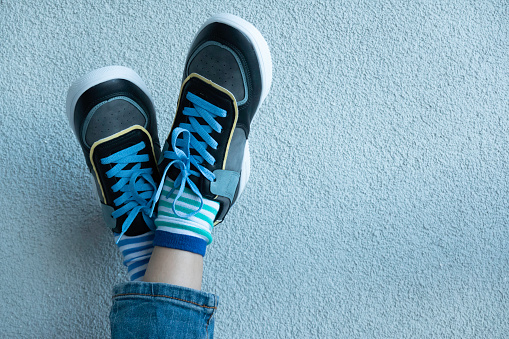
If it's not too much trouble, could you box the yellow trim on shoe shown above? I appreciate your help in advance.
[168,73,239,201]
[89,125,158,203]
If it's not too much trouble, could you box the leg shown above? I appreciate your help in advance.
[67,65,217,339]
[112,14,272,336]
[67,13,272,339]
[144,246,204,290]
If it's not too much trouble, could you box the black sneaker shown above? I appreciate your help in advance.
[66,66,161,239]
[157,14,272,223]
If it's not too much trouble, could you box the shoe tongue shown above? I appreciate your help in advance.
[121,213,151,236]
[162,74,239,200]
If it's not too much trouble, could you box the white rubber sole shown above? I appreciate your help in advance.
[237,141,251,200]
[195,13,273,110]
[65,65,152,135]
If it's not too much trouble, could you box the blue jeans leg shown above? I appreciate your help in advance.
[110,282,218,339]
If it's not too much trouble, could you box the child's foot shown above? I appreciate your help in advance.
[153,14,273,256]
[66,66,161,281]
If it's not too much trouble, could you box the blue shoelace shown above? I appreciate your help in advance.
[151,92,227,218]
[100,141,157,242]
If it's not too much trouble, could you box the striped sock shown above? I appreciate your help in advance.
[154,178,220,256]
[114,232,155,281]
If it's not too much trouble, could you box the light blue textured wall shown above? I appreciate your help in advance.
[1,0,508,337]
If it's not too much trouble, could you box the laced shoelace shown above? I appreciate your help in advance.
[151,92,227,218]
[100,141,157,242]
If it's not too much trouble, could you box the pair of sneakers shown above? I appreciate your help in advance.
[66,14,272,280]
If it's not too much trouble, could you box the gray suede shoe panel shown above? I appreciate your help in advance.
[187,44,246,103]
[225,128,247,172]
[84,98,147,146]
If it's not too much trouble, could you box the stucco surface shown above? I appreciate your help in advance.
[1,0,508,337]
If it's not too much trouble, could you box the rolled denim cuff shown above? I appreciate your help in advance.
[112,281,217,307]
[111,282,218,338]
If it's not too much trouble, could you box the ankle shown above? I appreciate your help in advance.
[143,246,204,290]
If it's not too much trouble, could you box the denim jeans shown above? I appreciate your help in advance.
[110,282,218,338]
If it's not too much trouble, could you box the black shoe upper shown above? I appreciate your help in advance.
[160,21,265,223]
[73,79,161,235]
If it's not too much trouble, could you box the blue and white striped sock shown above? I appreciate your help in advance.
[154,179,220,256]
[114,231,155,281]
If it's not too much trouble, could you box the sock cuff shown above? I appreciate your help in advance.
[153,179,219,256]
[154,230,207,256]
